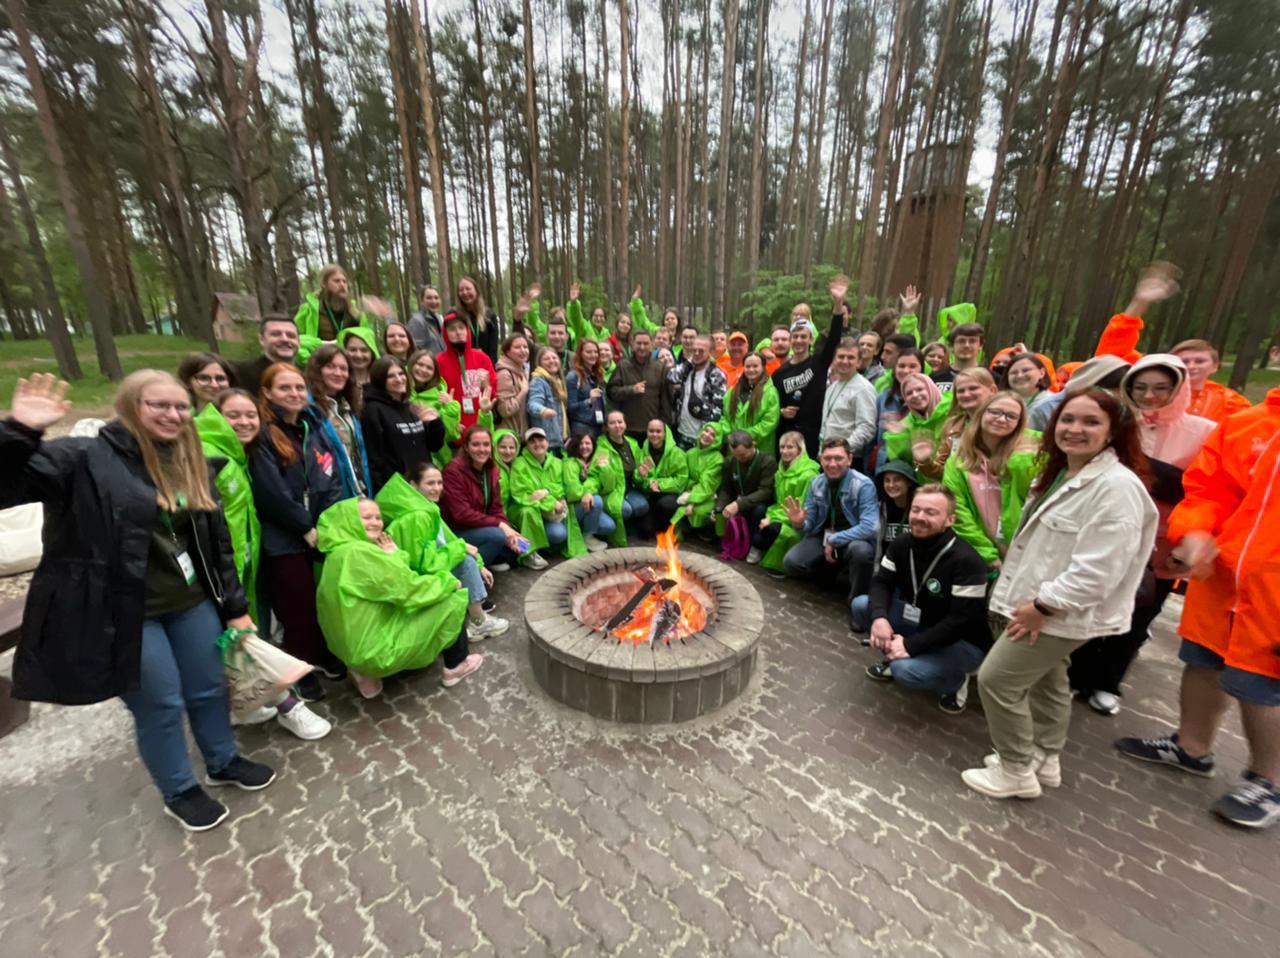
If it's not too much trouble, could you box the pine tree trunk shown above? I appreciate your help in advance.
[0,116,80,378]
[296,0,347,265]
[385,0,425,286]
[471,0,505,307]
[618,0,632,287]
[796,0,837,280]
[745,0,771,288]
[6,0,118,379]
[777,0,813,270]
[713,0,741,326]
[854,0,908,320]
[412,0,452,296]
[1204,154,1280,348]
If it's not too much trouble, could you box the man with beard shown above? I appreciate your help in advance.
[407,285,446,355]
[857,484,991,714]
[668,335,727,449]
[235,315,301,397]
[606,330,670,443]
[293,264,370,343]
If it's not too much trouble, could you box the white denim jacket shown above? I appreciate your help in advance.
[989,449,1157,640]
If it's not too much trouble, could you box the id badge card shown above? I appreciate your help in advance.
[595,408,604,424]
[462,397,475,414]
[175,550,197,586]
[822,530,835,548]
[902,603,922,625]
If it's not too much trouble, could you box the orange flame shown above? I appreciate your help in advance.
[611,524,707,645]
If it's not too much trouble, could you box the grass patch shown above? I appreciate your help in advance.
[0,334,260,411]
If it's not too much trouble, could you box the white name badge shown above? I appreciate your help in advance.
[176,551,197,586]
[462,397,475,414]
[902,603,922,625]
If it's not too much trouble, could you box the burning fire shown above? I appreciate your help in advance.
[606,525,707,645]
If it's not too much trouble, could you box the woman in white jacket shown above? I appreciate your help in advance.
[962,388,1157,800]
[1068,355,1217,715]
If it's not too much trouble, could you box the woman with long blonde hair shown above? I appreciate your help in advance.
[446,275,503,363]
[1,370,276,831]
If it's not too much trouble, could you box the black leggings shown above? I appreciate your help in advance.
[645,493,681,536]
[753,521,783,552]
[1068,578,1175,696]
[442,623,471,669]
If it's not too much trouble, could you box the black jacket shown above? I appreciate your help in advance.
[0,419,248,705]
[771,311,846,438]
[715,452,778,514]
[868,529,992,657]
[360,386,445,493]
[249,407,346,556]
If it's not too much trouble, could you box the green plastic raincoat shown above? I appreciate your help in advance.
[374,473,477,576]
[492,428,519,505]
[196,404,261,616]
[509,449,586,556]
[562,447,624,543]
[883,392,955,469]
[567,298,611,343]
[937,303,977,344]
[722,380,781,454]
[293,292,371,364]
[761,450,821,571]
[638,425,689,495]
[315,498,467,677]
[942,449,1042,567]
[337,326,381,361]
[681,442,724,529]
[593,436,637,545]
[411,384,462,465]
[629,296,662,335]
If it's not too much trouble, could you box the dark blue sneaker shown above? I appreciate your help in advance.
[1114,732,1215,777]
[206,756,276,791]
[865,661,894,682]
[1211,772,1280,829]
[163,786,229,832]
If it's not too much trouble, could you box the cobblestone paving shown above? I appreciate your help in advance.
[1,547,1277,957]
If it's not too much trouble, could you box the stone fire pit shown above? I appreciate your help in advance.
[524,547,763,723]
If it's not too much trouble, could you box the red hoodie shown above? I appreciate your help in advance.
[435,323,497,433]
[440,453,507,529]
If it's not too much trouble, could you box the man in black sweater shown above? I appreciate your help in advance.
[235,314,301,396]
[855,484,991,714]
[773,276,847,457]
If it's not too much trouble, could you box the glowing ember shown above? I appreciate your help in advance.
[604,526,708,645]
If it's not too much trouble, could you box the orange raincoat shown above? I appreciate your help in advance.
[1186,380,1252,424]
[1168,388,1280,679]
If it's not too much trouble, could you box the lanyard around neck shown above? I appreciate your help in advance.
[910,537,954,603]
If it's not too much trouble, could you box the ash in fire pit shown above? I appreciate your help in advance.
[526,538,763,723]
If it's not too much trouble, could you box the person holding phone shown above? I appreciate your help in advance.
[439,425,526,571]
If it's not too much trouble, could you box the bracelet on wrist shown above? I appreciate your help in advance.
[1032,599,1056,617]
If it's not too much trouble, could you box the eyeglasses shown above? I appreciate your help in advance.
[142,400,192,415]
[193,373,229,385]
[983,408,1021,422]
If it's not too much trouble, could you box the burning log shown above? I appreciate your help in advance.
[602,576,675,640]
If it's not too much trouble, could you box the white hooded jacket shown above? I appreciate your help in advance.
[1120,354,1216,471]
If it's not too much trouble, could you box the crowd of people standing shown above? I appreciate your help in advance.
[2,260,1276,834]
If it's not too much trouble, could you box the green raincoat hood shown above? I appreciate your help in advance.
[316,498,377,553]
[937,303,978,341]
[338,325,381,358]
[195,403,246,467]
[492,428,519,462]
[374,473,433,523]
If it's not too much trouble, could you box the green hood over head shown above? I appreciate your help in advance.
[316,497,377,552]
[195,403,246,466]
[492,428,519,456]
[938,303,978,341]
[338,325,381,358]
[374,473,434,524]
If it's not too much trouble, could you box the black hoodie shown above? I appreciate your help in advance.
[359,386,445,494]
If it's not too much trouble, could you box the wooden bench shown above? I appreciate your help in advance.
[0,598,30,740]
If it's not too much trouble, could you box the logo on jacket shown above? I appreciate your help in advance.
[314,449,335,476]
[926,578,941,594]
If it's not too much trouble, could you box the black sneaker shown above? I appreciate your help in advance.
[295,673,326,702]
[1114,732,1215,777]
[1211,771,1280,829]
[865,661,894,682]
[939,677,970,714]
[206,756,276,791]
[163,786,229,832]
[482,598,497,614]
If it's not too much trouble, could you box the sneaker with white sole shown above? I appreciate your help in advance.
[469,612,510,640]
[442,653,484,687]
[164,786,228,832]
[1211,771,1280,830]
[1088,690,1121,715]
[276,702,332,740]
[746,548,761,565]
[350,670,384,699]
[938,679,968,715]
[489,562,511,572]
[1114,732,1215,777]
[231,705,278,726]
[865,661,894,682]
[961,761,1042,799]
[984,748,1061,788]
[521,551,549,571]
[205,756,276,791]
[583,534,608,553]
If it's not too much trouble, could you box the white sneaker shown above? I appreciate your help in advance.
[442,653,484,687]
[231,705,277,726]
[983,748,1061,788]
[583,534,608,552]
[276,702,332,740]
[746,548,761,565]
[489,562,511,572]
[469,612,510,640]
[1088,691,1121,715]
[521,551,549,571]
[961,761,1042,799]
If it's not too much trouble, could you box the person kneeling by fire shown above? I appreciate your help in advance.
[315,498,483,699]
[856,484,992,714]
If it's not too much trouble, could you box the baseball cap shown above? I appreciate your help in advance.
[524,426,548,441]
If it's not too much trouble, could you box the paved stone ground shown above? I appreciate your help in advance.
[1,545,1277,957]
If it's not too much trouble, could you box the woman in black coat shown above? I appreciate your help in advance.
[0,371,275,832]
[360,355,444,493]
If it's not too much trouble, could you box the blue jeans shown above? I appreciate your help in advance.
[122,600,238,800]
[621,489,650,521]
[459,526,517,566]
[853,592,986,696]
[452,555,487,604]
[543,519,568,547]
[575,495,616,538]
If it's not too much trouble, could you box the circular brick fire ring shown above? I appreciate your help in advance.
[524,547,763,723]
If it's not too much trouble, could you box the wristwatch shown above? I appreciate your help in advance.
[1033,599,1056,617]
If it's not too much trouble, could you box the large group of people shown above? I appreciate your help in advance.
[2,261,1276,834]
